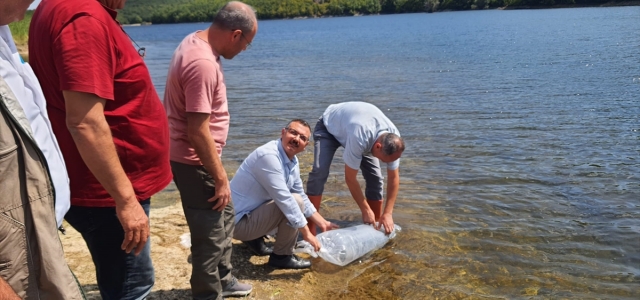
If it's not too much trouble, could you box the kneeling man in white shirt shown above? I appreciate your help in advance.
[231,119,338,269]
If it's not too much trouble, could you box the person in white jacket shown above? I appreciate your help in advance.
[0,0,83,298]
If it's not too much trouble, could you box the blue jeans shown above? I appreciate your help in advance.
[65,199,154,300]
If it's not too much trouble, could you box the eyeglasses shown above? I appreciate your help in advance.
[136,46,147,58]
[285,128,309,143]
[232,29,252,50]
[118,21,146,58]
[241,32,252,50]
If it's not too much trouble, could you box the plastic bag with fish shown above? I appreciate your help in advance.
[295,224,401,266]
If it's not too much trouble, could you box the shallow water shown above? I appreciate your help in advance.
[130,7,640,298]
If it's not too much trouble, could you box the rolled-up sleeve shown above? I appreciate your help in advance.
[251,154,308,228]
[388,159,400,170]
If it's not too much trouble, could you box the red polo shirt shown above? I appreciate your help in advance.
[29,0,171,207]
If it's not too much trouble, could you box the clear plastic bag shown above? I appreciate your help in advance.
[296,224,401,266]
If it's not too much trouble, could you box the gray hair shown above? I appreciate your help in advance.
[380,133,405,156]
[286,119,311,132]
[213,1,257,33]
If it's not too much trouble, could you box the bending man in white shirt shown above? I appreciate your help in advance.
[307,102,405,235]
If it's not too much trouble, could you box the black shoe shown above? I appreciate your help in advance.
[243,237,273,256]
[268,254,311,269]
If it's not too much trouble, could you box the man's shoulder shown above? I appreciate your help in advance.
[0,77,32,138]
[248,140,283,163]
[32,0,116,41]
[175,34,219,67]
[35,0,111,23]
[254,140,279,155]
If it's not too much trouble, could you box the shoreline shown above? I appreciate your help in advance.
[60,186,323,299]
[60,183,395,299]
[501,0,640,9]
[13,2,638,57]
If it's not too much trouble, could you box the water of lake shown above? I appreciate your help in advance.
[125,7,639,299]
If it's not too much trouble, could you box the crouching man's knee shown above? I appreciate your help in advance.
[292,193,304,211]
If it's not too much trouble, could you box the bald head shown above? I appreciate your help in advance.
[379,133,405,156]
[213,1,257,33]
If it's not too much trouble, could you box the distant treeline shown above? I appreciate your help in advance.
[118,0,634,24]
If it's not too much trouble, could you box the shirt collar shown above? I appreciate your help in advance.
[99,2,119,20]
[276,139,298,167]
[209,35,221,60]
[210,45,221,61]
[193,31,220,60]
[370,129,392,153]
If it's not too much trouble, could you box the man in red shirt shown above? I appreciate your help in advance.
[28,0,171,299]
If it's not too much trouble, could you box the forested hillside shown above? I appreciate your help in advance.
[116,0,635,24]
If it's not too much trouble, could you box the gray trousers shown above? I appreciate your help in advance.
[233,194,304,256]
[306,118,384,200]
[171,161,234,300]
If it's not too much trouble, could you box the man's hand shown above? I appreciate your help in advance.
[64,90,149,254]
[300,226,321,251]
[377,213,394,235]
[307,212,338,235]
[317,220,339,232]
[209,178,231,211]
[186,112,229,211]
[0,276,20,300]
[304,232,322,252]
[116,199,149,255]
[361,207,376,225]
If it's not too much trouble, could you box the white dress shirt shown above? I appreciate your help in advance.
[0,25,71,227]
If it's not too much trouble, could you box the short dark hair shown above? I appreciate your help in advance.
[380,133,405,155]
[213,1,256,33]
[285,119,311,132]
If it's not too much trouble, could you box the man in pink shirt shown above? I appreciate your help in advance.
[164,2,256,299]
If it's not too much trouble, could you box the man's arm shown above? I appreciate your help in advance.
[379,167,400,234]
[64,91,148,255]
[290,168,317,218]
[251,154,307,227]
[298,225,321,251]
[186,112,229,211]
[308,212,339,233]
[251,153,323,249]
[344,165,376,225]
[295,213,339,252]
[293,164,338,249]
[0,277,20,300]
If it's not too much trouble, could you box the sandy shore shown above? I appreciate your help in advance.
[59,186,317,300]
[59,183,403,300]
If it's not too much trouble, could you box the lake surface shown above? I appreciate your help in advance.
[125,7,639,299]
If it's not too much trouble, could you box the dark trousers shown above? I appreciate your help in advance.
[65,199,154,300]
[171,161,234,300]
